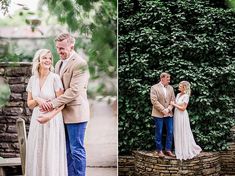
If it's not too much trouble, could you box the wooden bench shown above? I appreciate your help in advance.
[0,157,21,176]
[0,118,26,176]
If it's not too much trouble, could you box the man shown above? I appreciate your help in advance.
[150,72,175,158]
[41,33,90,176]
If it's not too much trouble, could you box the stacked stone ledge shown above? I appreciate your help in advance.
[118,155,135,176]
[119,126,235,176]
[220,126,235,175]
[0,62,32,158]
[133,151,220,176]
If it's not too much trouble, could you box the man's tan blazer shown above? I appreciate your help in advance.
[150,83,175,118]
[51,52,90,123]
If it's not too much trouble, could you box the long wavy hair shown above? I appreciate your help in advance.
[180,81,191,96]
[31,49,54,76]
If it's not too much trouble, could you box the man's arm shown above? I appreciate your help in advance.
[38,88,64,124]
[51,61,88,108]
[167,87,175,112]
[37,105,65,124]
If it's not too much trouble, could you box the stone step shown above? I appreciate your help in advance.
[230,126,235,141]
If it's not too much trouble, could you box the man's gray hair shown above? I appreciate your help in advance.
[55,33,75,45]
[160,72,170,79]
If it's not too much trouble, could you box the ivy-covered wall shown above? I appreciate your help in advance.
[119,0,235,154]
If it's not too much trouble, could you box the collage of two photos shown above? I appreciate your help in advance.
[0,0,235,176]
[118,0,235,176]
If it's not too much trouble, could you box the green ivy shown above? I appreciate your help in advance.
[119,0,235,154]
[0,0,9,15]
[42,0,117,78]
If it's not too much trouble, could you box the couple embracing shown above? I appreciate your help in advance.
[26,33,89,176]
[150,72,202,160]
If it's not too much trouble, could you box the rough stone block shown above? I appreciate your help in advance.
[5,101,24,107]
[169,160,178,165]
[160,173,170,176]
[10,143,19,150]
[9,84,25,93]
[5,116,18,123]
[7,77,26,84]
[0,116,7,123]
[0,133,18,142]
[202,168,216,175]
[10,93,22,101]
[0,143,9,149]
[3,107,24,116]
[0,124,7,132]
[0,152,18,158]
[7,125,17,133]
[6,67,31,77]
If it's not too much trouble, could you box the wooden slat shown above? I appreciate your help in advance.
[0,158,21,167]
[0,167,6,176]
[16,118,27,176]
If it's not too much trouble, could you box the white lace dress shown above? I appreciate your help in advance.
[26,72,67,176]
[174,93,202,160]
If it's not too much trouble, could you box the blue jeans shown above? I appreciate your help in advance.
[65,122,87,176]
[154,116,173,151]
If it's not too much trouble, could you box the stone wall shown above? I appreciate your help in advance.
[220,143,235,175]
[0,62,32,158]
[118,155,135,176]
[220,126,235,175]
[119,127,235,176]
[134,151,220,176]
[119,147,235,176]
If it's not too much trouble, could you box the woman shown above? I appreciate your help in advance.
[170,81,201,160]
[26,49,67,176]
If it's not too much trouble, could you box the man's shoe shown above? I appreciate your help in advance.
[158,151,165,158]
[165,151,175,157]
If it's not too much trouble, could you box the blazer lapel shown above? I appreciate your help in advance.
[55,60,62,75]
[60,54,77,77]
[157,83,165,99]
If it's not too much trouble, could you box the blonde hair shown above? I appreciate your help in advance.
[55,33,75,46]
[180,81,191,96]
[32,49,54,76]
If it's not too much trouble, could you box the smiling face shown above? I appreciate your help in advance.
[161,75,171,86]
[178,83,185,93]
[56,39,73,60]
[39,52,52,70]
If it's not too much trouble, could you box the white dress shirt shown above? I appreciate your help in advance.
[160,82,167,97]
